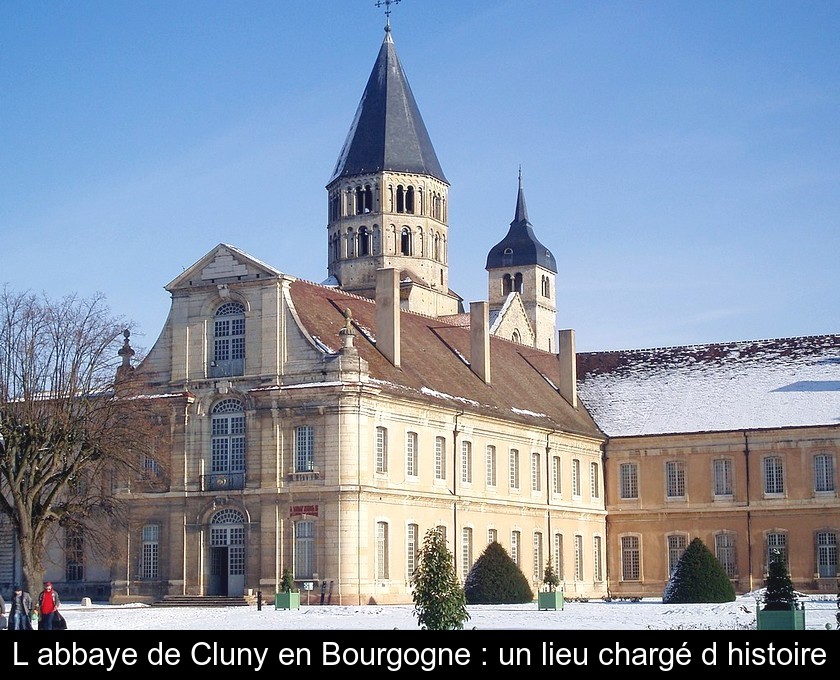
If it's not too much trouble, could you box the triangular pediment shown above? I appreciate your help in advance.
[165,244,286,291]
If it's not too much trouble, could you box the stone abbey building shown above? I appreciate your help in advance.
[3,25,837,605]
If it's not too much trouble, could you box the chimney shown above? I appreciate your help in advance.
[376,268,401,367]
[470,301,490,384]
[558,329,577,408]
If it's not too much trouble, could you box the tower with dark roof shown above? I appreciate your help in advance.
[486,172,558,351]
[326,26,462,317]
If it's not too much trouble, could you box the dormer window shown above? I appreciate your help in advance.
[502,247,513,267]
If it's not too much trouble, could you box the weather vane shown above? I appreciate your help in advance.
[375,0,401,29]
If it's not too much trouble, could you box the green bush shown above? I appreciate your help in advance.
[662,537,735,603]
[464,541,534,604]
[411,528,470,630]
[542,560,560,592]
[280,567,295,593]
[762,551,797,611]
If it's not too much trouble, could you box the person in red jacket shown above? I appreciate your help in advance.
[37,582,61,630]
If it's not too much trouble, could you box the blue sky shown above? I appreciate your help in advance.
[2,0,838,353]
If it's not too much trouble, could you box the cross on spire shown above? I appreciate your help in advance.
[375,0,401,30]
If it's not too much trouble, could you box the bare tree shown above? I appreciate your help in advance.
[0,287,161,593]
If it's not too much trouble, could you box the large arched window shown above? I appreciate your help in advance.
[212,302,245,377]
[208,399,245,491]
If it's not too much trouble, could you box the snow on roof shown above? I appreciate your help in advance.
[577,334,840,437]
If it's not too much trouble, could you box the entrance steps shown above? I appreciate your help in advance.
[152,595,251,607]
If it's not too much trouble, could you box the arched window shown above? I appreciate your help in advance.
[400,227,412,256]
[358,226,370,256]
[433,233,440,261]
[212,302,245,377]
[512,329,521,344]
[405,186,415,214]
[396,185,405,213]
[502,274,512,296]
[209,399,245,491]
[331,233,341,262]
[514,272,523,293]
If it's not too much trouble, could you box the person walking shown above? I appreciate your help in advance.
[0,591,6,630]
[8,585,34,630]
[37,582,60,630]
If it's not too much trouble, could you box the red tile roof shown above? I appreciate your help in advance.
[289,279,602,439]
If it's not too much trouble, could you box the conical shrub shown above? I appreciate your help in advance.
[662,537,736,603]
[464,541,533,604]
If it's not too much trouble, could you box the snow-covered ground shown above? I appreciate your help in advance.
[36,593,840,630]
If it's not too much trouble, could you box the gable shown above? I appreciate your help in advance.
[489,293,535,346]
[165,244,285,292]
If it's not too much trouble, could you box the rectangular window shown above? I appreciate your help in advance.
[764,456,784,494]
[572,458,581,497]
[461,441,472,483]
[713,458,733,496]
[509,449,520,490]
[817,531,838,578]
[531,452,541,492]
[574,535,584,580]
[666,460,686,498]
[533,532,543,580]
[511,530,521,566]
[434,436,446,480]
[593,536,603,582]
[141,525,159,580]
[715,533,737,578]
[461,527,473,579]
[436,525,447,546]
[65,527,84,582]
[553,533,564,580]
[814,454,835,493]
[487,528,497,545]
[294,520,315,578]
[376,521,389,579]
[295,425,314,473]
[552,456,561,495]
[766,532,787,571]
[376,427,388,474]
[590,461,599,499]
[667,534,687,576]
[407,523,419,578]
[485,445,497,487]
[620,462,638,499]
[621,536,640,581]
[406,431,418,478]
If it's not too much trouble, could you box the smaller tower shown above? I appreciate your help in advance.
[485,171,558,351]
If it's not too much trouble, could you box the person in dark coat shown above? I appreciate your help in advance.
[8,586,34,630]
[37,582,60,630]
[0,592,6,630]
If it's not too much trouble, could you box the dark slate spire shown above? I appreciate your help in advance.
[485,171,557,273]
[329,27,447,184]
